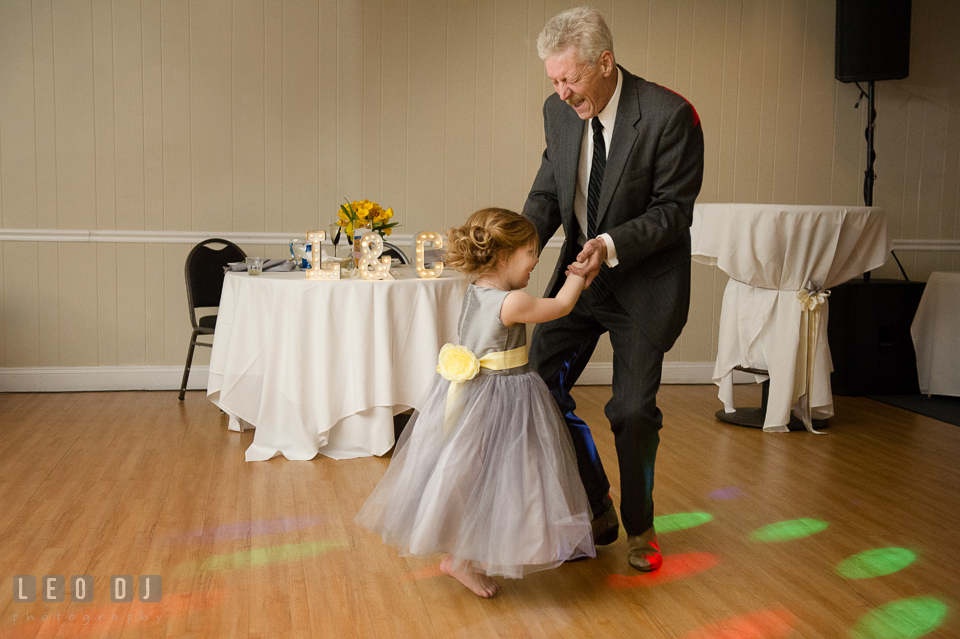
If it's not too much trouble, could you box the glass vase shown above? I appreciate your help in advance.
[353,222,372,269]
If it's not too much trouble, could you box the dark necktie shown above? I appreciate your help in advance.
[586,117,611,300]
[587,116,605,239]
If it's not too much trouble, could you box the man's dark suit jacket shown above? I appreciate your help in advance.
[523,66,705,353]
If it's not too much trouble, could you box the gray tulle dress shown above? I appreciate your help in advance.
[355,284,595,578]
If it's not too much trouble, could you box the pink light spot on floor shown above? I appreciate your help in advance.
[678,609,796,639]
[7,590,227,638]
[605,552,720,589]
[399,564,444,582]
[709,487,746,500]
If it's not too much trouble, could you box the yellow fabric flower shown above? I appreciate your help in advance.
[437,344,480,383]
[797,288,830,311]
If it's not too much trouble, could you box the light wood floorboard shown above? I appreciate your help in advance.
[1,385,958,638]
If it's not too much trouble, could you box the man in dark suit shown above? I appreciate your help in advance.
[523,6,704,571]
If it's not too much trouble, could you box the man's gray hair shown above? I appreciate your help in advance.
[536,6,614,65]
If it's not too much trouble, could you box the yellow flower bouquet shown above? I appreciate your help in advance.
[336,199,399,239]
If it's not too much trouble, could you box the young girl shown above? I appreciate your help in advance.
[355,207,594,598]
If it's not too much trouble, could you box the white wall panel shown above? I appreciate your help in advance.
[161,0,193,233]
[113,0,145,232]
[32,0,58,231]
[0,0,958,372]
[233,0,267,233]
[0,0,39,230]
[92,0,117,232]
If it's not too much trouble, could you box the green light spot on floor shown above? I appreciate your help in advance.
[749,518,828,542]
[188,539,348,572]
[654,512,714,533]
[836,547,917,579]
[850,597,947,639]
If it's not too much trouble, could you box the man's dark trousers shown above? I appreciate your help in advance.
[529,285,664,537]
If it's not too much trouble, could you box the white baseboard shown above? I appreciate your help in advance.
[0,362,753,393]
[0,365,210,393]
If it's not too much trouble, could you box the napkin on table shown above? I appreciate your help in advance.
[224,258,295,273]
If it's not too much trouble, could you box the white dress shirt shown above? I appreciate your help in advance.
[574,68,622,267]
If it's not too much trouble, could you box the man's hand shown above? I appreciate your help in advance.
[566,238,607,288]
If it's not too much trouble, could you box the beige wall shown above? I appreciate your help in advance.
[1,0,958,373]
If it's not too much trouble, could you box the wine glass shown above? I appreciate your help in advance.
[329,222,343,258]
[290,240,306,271]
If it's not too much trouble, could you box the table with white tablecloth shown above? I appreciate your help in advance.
[691,203,891,432]
[911,271,960,398]
[207,266,464,460]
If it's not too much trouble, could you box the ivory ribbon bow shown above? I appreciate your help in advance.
[436,343,528,435]
[795,284,831,434]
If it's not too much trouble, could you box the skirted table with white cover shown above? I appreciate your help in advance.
[911,271,960,397]
[207,266,464,460]
[691,204,891,432]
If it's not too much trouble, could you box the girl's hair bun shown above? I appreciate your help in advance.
[444,208,539,278]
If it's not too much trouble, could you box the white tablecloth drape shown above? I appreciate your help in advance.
[911,271,960,397]
[207,266,464,460]
[691,204,891,432]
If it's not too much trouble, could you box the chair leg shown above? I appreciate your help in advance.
[179,331,200,401]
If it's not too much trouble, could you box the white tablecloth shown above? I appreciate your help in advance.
[911,271,960,397]
[207,266,464,460]
[691,203,891,432]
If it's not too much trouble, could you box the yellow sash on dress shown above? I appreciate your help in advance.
[441,345,528,435]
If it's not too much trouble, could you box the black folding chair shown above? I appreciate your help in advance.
[382,241,409,264]
[179,238,246,400]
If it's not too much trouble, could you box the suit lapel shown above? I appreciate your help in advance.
[596,69,641,229]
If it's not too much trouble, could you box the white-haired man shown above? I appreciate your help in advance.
[523,6,704,571]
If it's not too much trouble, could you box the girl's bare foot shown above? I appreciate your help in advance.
[440,555,501,598]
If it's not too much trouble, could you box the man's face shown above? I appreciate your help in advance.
[544,48,616,120]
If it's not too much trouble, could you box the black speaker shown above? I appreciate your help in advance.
[828,279,925,396]
[835,0,911,83]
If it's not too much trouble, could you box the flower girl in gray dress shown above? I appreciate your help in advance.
[356,208,593,597]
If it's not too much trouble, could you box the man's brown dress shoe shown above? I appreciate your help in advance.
[591,502,620,546]
[627,526,662,572]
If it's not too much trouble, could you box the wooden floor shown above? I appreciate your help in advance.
[1,385,959,638]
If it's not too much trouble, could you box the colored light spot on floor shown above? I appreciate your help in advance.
[248,539,347,567]
[174,539,348,576]
[654,512,714,532]
[399,564,444,582]
[710,486,746,500]
[6,589,226,639]
[836,547,917,579]
[850,597,948,639]
[163,515,326,544]
[749,518,828,542]
[678,608,796,639]
[605,552,719,589]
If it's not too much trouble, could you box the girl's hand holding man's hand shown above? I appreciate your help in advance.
[566,238,606,287]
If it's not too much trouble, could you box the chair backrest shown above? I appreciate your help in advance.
[185,238,246,326]
[382,241,410,264]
